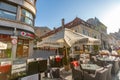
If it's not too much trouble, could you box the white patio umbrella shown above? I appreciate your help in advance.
[37,28,88,48]
[75,33,101,45]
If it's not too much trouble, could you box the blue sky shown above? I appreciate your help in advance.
[35,0,120,33]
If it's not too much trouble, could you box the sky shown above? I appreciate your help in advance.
[35,0,120,34]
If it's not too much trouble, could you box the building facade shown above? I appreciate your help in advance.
[69,17,100,39]
[41,17,100,40]
[40,17,101,52]
[108,29,120,49]
[0,0,37,60]
[87,17,108,49]
[34,26,51,38]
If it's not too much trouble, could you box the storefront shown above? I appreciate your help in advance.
[0,34,12,58]
[0,30,34,59]
[16,31,34,59]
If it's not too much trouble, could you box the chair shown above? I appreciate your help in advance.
[106,64,112,80]
[38,59,47,73]
[51,68,60,78]
[27,61,39,75]
[72,68,83,80]
[84,68,108,80]
[70,63,83,80]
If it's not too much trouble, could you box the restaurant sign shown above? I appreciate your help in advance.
[20,31,34,39]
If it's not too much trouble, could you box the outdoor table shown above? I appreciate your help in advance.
[97,56,118,66]
[97,56,120,74]
[81,64,101,74]
[97,56,116,61]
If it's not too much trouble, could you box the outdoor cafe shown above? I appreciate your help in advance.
[1,28,120,80]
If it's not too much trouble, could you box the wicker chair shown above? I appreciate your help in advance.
[84,68,108,80]
[106,64,112,80]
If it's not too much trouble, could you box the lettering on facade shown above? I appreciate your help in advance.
[20,31,34,38]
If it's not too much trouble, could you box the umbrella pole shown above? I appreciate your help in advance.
[64,46,70,71]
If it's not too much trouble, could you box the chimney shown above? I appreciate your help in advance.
[53,27,56,30]
[62,18,65,29]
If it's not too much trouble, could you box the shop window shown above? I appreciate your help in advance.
[16,39,29,58]
[0,2,17,20]
[21,9,34,26]
[0,35,12,58]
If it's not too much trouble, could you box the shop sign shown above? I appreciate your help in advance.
[21,31,26,36]
[0,42,7,49]
[20,31,34,38]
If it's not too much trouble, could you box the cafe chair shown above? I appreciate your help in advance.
[111,60,119,75]
[70,63,83,80]
[84,68,108,80]
[38,59,47,73]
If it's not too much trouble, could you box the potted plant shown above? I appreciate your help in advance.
[93,45,99,54]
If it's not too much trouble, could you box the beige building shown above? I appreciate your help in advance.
[40,17,101,52]
[68,17,100,39]
[87,17,108,49]
[108,29,120,49]
[41,17,100,40]
[0,0,37,60]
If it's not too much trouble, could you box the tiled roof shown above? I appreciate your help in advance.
[40,17,94,39]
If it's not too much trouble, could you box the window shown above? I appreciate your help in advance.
[0,35,12,58]
[29,0,35,4]
[0,2,17,20]
[16,39,29,58]
[0,10,16,20]
[21,9,34,26]
[82,29,85,35]
[82,29,89,36]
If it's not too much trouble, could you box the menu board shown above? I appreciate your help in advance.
[12,60,26,74]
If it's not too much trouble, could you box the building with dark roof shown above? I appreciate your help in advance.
[40,17,100,40]
[87,17,108,49]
